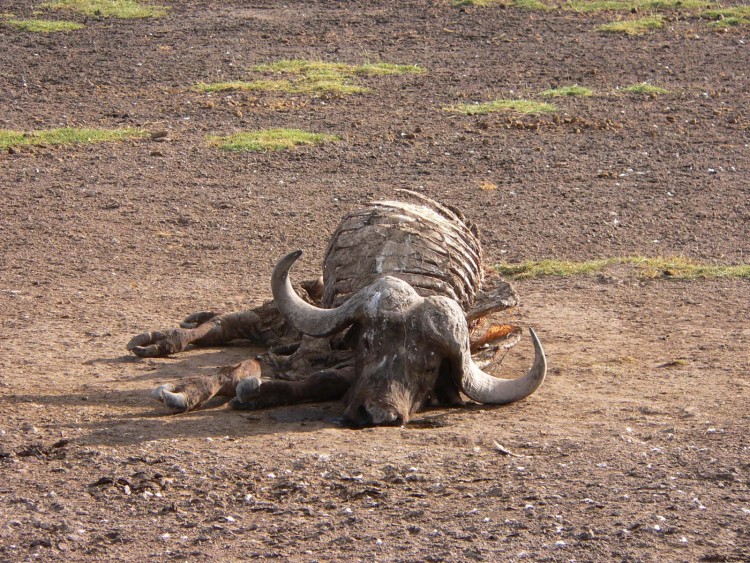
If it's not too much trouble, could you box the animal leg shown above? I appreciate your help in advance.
[153,359,262,412]
[178,311,221,329]
[230,367,356,410]
[128,279,323,358]
[128,311,252,357]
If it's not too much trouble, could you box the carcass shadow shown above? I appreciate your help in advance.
[3,345,358,445]
[5,345,513,448]
[3,387,349,446]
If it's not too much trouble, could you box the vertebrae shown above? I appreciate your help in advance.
[321,192,484,311]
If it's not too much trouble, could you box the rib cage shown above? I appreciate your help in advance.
[321,191,484,310]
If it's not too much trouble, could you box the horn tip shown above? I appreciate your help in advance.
[528,326,542,348]
[529,327,538,342]
[528,326,547,372]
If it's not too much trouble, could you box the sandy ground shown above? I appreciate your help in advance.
[1,0,749,560]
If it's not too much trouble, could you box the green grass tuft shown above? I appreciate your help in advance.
[598,15,664,35]
[621,83,670,95]
[495,256,750,280]
[209,128,339,152]
[701,6,750,26]
[496,258,617,278]
[42,0,167,18]
[198,60,422,97]
[566,0,712,11]
[638,0,712,8]
[445,99,557,115]
[453,0,549,7]
[302,80,368,95]
[635,257,750,279]
[254,60,345,74]
[195,79,368,96]
[0,127,146,150]
[196,79,368,95]
[5,18,84,32]
[565,0,633,11]
[458,0,716,12]
[540,84,594,97]
[252,60,423,77]
[512,0,550,8]
[356,62,425,75]
[195,80,292,93]
[452,0,507,6]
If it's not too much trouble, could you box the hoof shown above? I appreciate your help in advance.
[158,387,189,413]
[236,376,262,403]
[151,383,175,402]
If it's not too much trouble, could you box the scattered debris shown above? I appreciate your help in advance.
[492,441,525,458]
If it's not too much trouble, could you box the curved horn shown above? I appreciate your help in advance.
[271,250,363,337]
[458,328,547,404]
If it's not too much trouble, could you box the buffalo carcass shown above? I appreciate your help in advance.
[127,191,546,426]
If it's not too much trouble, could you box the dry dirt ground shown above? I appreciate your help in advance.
[1,0,749,561]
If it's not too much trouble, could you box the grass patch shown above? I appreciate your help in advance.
[357,62,424,75]
[635,0,712,8]
[495,256,750,280]
[195,80,293,93]
[4,18,84,32]
[512,0,551,8]
[456,0,715,11]
[42,0,167,18]
[453,0,549,7]
[253,60,423,77]
[636,257,750,279]
[445,99,557,115]
[566,0,712,11]
[0,127,146,150]
[198,60,422,97]
[701,6,750,26]
[540,84,593,97]
[496,258,615,278]
[564,0,635,10]
[209,128,339,152]
[195,79,367,95]
[598,15,664,35]
[621,83,670,95]
[452,0,504,6]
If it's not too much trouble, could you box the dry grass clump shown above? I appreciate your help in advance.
[496,256,750,280]
[445,99,557,115]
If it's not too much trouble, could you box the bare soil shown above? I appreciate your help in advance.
[1,1,749,561]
